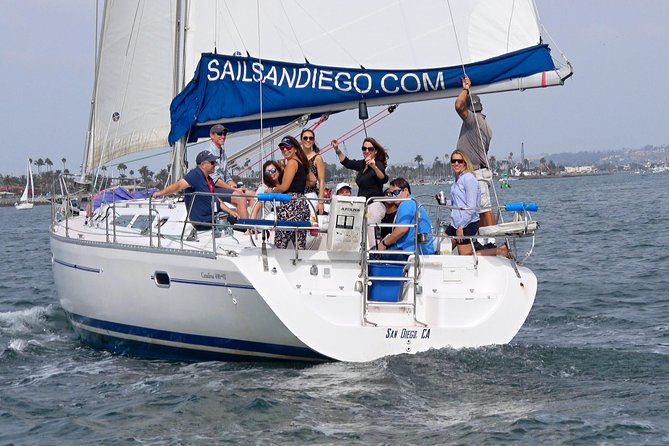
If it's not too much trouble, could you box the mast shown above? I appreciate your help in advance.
[80,0,104,182]
[170,0,188,182]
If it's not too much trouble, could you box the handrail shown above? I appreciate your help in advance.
[362,196,426,327]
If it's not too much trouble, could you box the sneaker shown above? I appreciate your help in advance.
[483,242,497,250]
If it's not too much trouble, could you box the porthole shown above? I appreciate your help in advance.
[154,271,170,288]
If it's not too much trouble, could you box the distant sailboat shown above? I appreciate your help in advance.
[15,158,34,210]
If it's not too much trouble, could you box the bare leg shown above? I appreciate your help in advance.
[478,243,512,258]
[231,195,249,219]
[479,210,496,227]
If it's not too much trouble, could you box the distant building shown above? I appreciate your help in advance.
[563,165,595,174]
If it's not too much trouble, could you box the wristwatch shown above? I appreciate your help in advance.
[381,239,389,248]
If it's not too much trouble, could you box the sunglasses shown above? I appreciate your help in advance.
[264,167,277,175]
[302,136,314,141]
[214,130,228,136]
[361,146,375,152]
[207,160,217,165]
[387,189,402,196]
[279,145,294,151]
[451,158,465,164]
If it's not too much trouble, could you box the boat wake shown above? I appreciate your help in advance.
[0,305,70,357]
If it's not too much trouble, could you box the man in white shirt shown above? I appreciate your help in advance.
[205,124,255,219]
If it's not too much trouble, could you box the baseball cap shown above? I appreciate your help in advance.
[466,94,482,113]
[210,124,228,135]
[278,136,294,147]
[196,150,218,165]
[336,182,352,193]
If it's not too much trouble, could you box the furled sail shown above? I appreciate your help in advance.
[87,0,571,170]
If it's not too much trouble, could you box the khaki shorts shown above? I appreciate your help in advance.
[474,168,492,211]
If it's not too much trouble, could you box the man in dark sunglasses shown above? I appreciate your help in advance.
[205,123,255,219]
[376,177,434,256]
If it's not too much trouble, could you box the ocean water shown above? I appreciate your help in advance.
[1,173,667,445]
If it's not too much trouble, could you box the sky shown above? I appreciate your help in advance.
[1,1,668,176]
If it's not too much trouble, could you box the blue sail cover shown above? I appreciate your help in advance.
[169,44,556,144]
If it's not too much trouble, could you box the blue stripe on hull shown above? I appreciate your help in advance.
[67,312,329,363]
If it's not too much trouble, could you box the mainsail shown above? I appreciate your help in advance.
[86,0,572,171]
[19,158,33,203]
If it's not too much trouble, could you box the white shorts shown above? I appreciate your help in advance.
[474,168,492,211]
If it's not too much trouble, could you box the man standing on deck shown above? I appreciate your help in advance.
[455,75,496,247]
[205,124,255,219]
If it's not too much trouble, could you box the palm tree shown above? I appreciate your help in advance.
[155,168,169,185]
[45,158,53,172]
[138,165,150,182]
[117,163,127,176]
[414,154,424,179]
[34,158,45,174]
[61,157,67,172]
[432,156,443,178]
[489,155,497,173]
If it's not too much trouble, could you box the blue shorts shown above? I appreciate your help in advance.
[446,221,480,245]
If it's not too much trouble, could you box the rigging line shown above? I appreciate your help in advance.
[279,1,307,61]
[214,0,218,52]
[257,0,265,162]
[446,0,501,212]
[86,0,100,178]
[506,0,517,54]
[532,0,569,66]
[291,2,364,67]
[104,149,171,169]
[222,1,248,53]
[445,0,467,76]
[236,107,393,177]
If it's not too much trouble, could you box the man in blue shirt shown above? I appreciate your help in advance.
[377,177,434,255]
[153,150,236,230]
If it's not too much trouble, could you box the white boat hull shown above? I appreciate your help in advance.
[15,202,34,210]
[50,205,536,362]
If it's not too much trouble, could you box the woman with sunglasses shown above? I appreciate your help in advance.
[250,160,283,220]
[267,136,317,249]
[446,149,509,257]
[300,129,326,215]
[331,137,389,246]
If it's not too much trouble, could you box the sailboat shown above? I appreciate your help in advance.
[15,157,35,210]
[50,0,571,362]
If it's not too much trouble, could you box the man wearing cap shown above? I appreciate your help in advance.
[455,75,496,237]
[205,124,255,219]
[153,150,237,231]
[335,182,352,196]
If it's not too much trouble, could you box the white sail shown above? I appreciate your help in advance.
[86,0,570,171]
[15,157,34,209]
[19,162,29,203]
[87,2,176,170]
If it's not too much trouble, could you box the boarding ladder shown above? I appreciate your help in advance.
[361,196,427,327]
